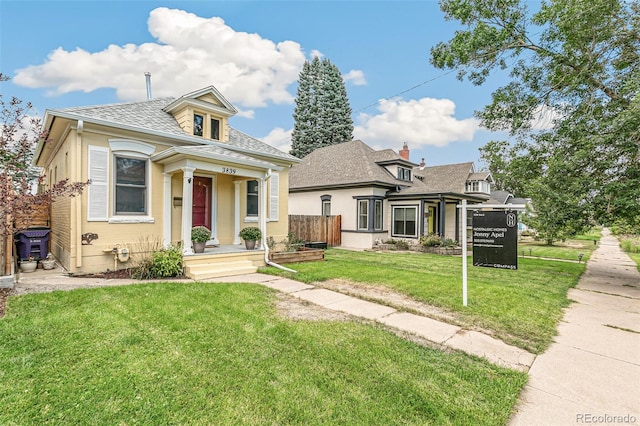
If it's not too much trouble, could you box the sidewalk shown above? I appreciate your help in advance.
[510,229,640,425]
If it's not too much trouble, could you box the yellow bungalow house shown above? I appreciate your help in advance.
[34,86,299,278]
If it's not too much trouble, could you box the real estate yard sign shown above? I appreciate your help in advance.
[472,210,518,270]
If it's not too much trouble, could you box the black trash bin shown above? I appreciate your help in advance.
[15,227,51,260]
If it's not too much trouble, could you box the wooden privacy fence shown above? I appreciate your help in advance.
[288,215,341,247]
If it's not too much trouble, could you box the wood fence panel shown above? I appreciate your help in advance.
[288,215,341,247]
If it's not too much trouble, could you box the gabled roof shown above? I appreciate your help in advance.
[41,96,297,164]
[402,162,476,195]
[162,86,237,116]
[289,140,409,190]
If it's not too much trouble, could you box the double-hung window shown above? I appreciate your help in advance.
[247,180,259,217]
[358,200,368,230]
[392,206,417,237]
[356,198,384,231]
[115,156,147,215]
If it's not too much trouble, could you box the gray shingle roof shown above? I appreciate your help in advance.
[289,140,489,200]
[402,162,475,195]
[289,140,406,190]
[50,97,298,163]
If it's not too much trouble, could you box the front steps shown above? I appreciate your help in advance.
[184,250,265,280]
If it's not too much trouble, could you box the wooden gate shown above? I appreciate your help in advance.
[288,215,341,247]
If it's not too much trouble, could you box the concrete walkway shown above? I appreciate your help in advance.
[510,229,640,425]
[209,272,536,372]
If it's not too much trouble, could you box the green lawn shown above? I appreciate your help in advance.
[518,234,600,262]
[263,249,585,354]
[0,283,526,425]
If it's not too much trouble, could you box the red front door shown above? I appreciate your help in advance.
[192,176,211,230]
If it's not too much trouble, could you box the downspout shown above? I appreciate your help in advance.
[75,120,83,268]
[262,168,297,273]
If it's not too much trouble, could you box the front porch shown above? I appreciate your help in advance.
[183,244,266,280]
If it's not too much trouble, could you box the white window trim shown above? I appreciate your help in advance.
[107,140,155,222]
[357,199,369,230]
[392,205,418,238]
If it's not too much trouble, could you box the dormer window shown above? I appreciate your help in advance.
[211,118,220,140]
[193,114,204,136]
[397,167,411,182]
[466,180,490,193]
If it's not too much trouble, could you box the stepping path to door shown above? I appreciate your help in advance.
[209,272,536,372]
[509,229,640,425]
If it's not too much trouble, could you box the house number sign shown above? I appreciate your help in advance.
[221,167,237,175]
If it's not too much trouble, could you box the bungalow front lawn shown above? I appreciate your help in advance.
[0,283,526,425]
[262,249,586,354]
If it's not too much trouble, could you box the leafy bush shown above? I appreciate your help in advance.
[131,245,183,279]
[441,238,459,248]
[419,234,442,247]
[620,237,640,254]
[385,239,409,250]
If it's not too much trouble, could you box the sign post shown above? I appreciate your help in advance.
[457,203,525,307]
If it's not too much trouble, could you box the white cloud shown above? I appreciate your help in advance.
[261,127,292,154]
[343,70,366,86]
[310,50,324,59]
[354,97,480,148]
[13,7,306,112]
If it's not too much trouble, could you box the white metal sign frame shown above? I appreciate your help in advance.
[457,200,527,306]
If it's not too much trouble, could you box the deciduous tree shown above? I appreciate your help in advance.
[1,73,87,240]
[432,0,639,241]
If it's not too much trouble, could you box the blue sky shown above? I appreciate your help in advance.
[1,0,514,166]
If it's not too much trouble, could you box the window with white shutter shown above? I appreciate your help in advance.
[269,172,279,221]
[87,146,109,221]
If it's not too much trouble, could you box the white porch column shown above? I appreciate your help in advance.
[259,175,267,250]
[162,173,172,247]
[181,167,196,254]
[233,180,242,244]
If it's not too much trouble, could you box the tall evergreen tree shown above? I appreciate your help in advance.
[290,57,353,158]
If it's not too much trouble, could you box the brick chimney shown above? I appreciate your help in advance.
[419,158,425,169]
[399,142,409,160]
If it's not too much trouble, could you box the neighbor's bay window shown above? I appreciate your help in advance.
[392,206,417,237]
[115,156,147,215]
[358,200,368,230]
[356,197,384,231]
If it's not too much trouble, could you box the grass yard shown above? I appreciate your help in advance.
[0,283,526,425]
[263,249,585,354]
[517,232,600,262]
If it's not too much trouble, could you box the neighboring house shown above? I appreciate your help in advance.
[486,190,534,234]
[288,140,492,249]
[34,86,299,277]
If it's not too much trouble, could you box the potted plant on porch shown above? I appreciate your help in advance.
[191,226,211,253]
[239,226,262,250]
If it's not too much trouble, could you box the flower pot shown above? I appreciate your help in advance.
[244,240,256,250]
[42,260,56,270]
[19,261,38,273]
[193,241,206,253]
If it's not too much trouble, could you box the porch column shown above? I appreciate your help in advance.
[233,180,242,244]
[259,175,267,250]
[162,173,172,247]
[181,167,196,254]
[439,196,446,237]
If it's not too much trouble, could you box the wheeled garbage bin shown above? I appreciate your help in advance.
[15,227,51,260]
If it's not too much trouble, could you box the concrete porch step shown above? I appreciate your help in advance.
[185,260,258,280]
